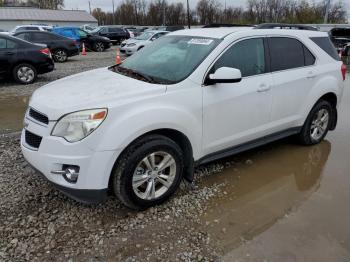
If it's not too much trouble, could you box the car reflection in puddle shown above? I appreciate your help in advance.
[198,140,331,254]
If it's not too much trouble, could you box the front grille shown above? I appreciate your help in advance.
[25,130,42,149]
[29,108,49,125]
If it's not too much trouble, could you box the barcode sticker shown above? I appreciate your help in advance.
[188,38,214,45]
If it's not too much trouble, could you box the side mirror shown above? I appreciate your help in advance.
[207,67,242,85]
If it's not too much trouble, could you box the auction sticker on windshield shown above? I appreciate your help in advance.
[188,38,214,45]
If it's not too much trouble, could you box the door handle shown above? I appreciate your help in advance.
[6,52,15,55]
[257,84,271,92]
[306,71,316,79]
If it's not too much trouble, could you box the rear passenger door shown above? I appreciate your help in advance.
[268,37,316,132]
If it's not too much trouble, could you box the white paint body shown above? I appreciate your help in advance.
[21,28,345,192]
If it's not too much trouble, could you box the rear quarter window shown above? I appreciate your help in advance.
[310,37,340,61]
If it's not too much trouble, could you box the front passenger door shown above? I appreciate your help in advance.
[203,37,273,155]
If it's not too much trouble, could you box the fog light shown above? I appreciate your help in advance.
[51,165,80,183]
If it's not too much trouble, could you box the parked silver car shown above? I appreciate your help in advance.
[120,30,168,55]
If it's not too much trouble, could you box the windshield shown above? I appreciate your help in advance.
[135,32,153,40]
[113,35,220,84]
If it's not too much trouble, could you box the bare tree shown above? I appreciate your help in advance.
[91,0,348,26]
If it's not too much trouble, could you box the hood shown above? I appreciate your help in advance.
[30,68,166,120]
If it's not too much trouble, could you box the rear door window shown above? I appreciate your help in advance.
[269,37,305,71]
[213,38,266,77]
[0,38,6,49]
[15,33,29,41]
[310,37,340,61]
[0,38,16,49]
[31,33,48,42]
[110,27,123,33]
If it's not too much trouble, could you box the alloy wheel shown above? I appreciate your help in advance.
[95,42,104,52]
[132,151,176,200]
[310,108,329,141]
[17,66,35,83]
[54,50,67,62]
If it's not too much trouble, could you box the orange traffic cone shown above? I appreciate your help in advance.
[116,48,121,64]
[82,42,87,56]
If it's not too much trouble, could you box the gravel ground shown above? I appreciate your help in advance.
[0,46,120,98]
[0,47,229,261]
[0,133,228,261]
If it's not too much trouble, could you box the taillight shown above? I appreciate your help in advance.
[73,40,78,46]
[40,48,51,56]
[341,64,347,81]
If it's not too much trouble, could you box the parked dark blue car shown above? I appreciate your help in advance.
[52,27,111,52]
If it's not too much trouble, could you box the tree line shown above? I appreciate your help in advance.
[0,0,347,25]
[92,0,347,26]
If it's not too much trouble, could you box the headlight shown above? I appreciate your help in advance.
[51,109,107,142]
[127,43,136,47]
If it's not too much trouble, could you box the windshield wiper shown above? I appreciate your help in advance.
[115,66,156,83]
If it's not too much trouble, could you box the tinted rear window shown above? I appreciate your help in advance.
[310,37,340,61]
[269,37,305,71]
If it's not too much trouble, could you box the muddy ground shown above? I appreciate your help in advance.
[1,47,350,261]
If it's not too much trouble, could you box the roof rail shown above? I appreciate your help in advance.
[203,23,253,28]
[255,23,319,31]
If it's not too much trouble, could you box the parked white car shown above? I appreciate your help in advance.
[21,28,346,209]
[120,30,168,55]
[8,25,53,35]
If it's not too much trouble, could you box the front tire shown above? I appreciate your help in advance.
[299,100,332,145]
[13,63,37,85]
[112,135,184,210]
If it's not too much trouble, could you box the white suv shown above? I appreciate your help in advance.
[21,28,347,209]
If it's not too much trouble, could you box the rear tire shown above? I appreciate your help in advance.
[93,42,105,52]
[112,135,184,210]
[13,63,37,85]
[53,49,68,62]
[298,100,332,145]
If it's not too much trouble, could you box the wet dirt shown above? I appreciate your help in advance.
[197,77,350,261]
[0,95,29,134]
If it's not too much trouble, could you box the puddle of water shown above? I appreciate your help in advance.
[0,95,29,134]
[199,140,330,253]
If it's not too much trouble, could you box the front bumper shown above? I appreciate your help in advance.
[21,116,121,204]
[30,163,108,204]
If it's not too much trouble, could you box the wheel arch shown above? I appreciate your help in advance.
[108,128,195,191]
[11,60,36,72]
[315,92,338,130]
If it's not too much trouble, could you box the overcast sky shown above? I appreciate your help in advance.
[64,0,349,17]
